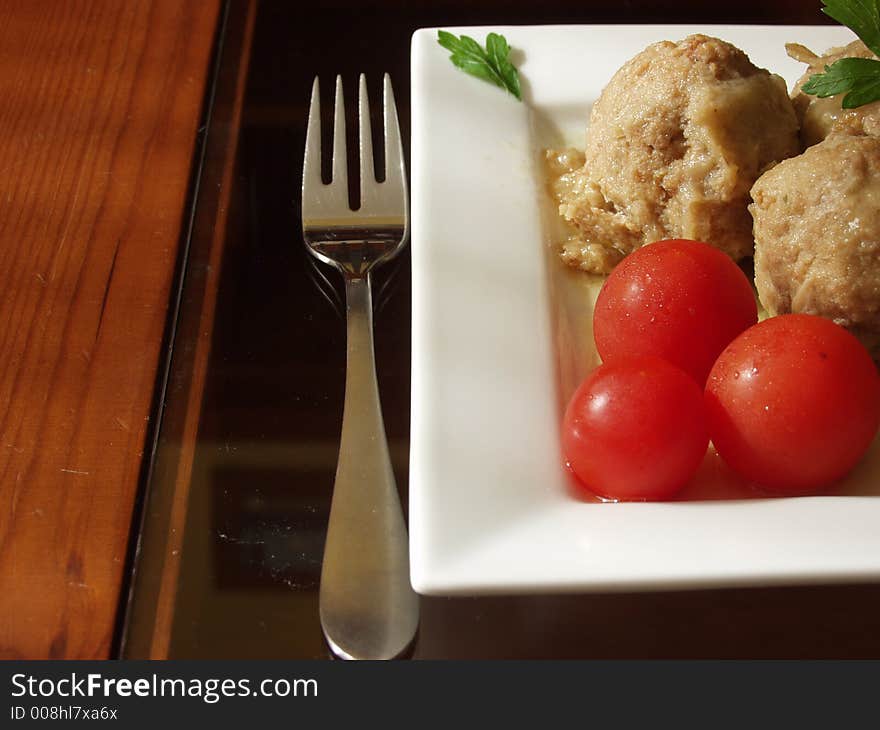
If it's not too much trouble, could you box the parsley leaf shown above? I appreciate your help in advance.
[820,0,880,57]
[802,56,880,107]
[437,30,522,100]
[802,0,880,108]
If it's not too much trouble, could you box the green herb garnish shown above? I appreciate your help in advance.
[802,0,880,108]
[437,30,522,101]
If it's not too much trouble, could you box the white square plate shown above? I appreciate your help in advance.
[409,24,880,594]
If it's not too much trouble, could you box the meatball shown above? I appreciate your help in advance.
[788,40,880,147]
[751,133,880,358]
[553,34,800,274]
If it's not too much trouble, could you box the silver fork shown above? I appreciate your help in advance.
[301,74,419,660]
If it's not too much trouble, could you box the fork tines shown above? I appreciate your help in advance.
[302,73,407,222]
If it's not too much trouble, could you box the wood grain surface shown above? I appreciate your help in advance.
[0,0,221,658]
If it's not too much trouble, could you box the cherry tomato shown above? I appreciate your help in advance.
[705,314,880,495]
[562,356,709,501]
[593,239,757,385]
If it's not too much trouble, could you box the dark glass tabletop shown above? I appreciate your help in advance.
[122,0,880,659]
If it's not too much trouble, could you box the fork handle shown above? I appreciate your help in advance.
[319,274,419,660]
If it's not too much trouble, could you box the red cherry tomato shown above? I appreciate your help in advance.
[705,314,880,495]
[562,356,709,501]
[593,239,757,385]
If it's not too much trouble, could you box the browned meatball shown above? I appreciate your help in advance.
[751,133,880,358]
[552,34,800,274]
